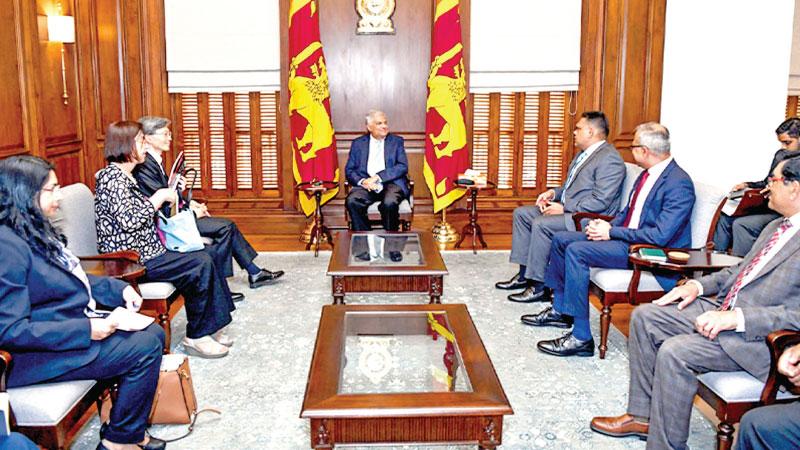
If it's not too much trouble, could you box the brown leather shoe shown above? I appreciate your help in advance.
[590,414,648,440]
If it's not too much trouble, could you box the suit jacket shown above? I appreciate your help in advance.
[609,159,695,249]
[699,218,800,381]
[345,134,409,197]
[0,226,127,387]
[551,142,626,228]
[133,153,171,217]
[747,149,800,190]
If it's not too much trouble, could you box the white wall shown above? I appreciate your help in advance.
[790,0,800,95]
[661,1,795,190]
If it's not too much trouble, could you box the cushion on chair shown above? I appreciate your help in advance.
[366,198,413,214]
[590,268,664,293]
[8,380,96,426]
[138,282,178,299]
[52,183,100,257]
[690,182,727,248]
[619,163,644,210]
[697,371,799,403]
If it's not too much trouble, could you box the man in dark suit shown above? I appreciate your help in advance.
[133,116,283,294]
[591,156,800,449]
[523,122,695,357]
[713,117,800,256]
[345,110,409,233]
[495,111,626,303]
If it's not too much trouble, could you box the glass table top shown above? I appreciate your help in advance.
[339,311,472,394]
[348,232,424,266]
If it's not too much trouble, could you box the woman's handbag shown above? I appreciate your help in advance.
[148,354,220,442]
[157,167,204,253]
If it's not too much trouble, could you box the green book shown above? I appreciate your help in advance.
[639,248,667,262]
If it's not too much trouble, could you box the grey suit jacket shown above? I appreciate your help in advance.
[699,217,800,380]
[551,142,626,228]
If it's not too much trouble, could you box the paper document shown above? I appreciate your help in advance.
[167,151,185,190]
[108,307,155,331]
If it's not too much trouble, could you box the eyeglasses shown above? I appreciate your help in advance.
[630,144,647,151]
[153,130,172,138]
[42,184,61,193]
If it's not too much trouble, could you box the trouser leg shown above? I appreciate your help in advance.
[713,214,736,252]
[524,214,572,282]
[509,206,542,269]
[144,251,234,338]
[736,402,800,450]
[378,183,405,231]
[543,231,586,299]
[346,187,378,231]
[48,324,165,444]
[197,216,258,274]
[731,213,781,257]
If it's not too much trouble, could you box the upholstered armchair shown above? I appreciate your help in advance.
[696,330,800,450]
[0,350,112,449]
[572,163,730,358]
[53,183,183,353]
[344,177,415,231]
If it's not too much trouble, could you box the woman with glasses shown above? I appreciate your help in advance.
[94,121,235,359]
[0,155,166,450]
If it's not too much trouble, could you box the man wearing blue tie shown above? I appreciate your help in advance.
[495,111,626,303]
[525,122,695,357]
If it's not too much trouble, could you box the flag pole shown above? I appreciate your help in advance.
[432,206,459,244]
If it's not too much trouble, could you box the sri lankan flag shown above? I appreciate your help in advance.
[288,0,339,216]
[424,0,469,213]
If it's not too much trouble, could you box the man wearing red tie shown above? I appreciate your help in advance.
[522,122,696,357]
[591,157,800,449]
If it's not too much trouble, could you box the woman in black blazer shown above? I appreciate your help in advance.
[0,155,165,450]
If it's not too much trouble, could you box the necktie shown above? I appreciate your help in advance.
[622,170,650,227]
[560,151,590,202]
[719,219,793,310]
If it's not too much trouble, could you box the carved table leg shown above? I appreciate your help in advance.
[717,422,735,450]
[311,419,333,449]
[479,417,499,449]
[429,275,443,304]
[332,276,345,305]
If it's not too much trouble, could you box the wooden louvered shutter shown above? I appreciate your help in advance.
[233,94,253,189]
[207,93,227,190]
[496,93,515,189]
[260,92,280,189]
[178,94,202,179]
[521,92,539,189]
[788,96,800,119]
[546,92,568,188]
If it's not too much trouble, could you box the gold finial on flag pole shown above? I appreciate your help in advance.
[432,207,459,244]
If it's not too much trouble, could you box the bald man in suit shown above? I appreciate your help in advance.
[591,156,800,450]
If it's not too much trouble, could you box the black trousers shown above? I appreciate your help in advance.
[143,250,234,339]
[346,183,406,231]
[48,324,165,444]
[196,216,258,277]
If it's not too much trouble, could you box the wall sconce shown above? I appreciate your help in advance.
[41,6,75,105]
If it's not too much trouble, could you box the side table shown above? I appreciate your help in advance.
[454,180,496,254]
[628,247,742,277]
[296,180,338,257]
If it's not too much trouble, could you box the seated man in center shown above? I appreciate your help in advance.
[495,111,626,302]
[524,122,695,357]
[345,110,409,262]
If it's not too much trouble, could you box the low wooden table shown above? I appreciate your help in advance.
[327,231,448,304]
[301,304,513,449]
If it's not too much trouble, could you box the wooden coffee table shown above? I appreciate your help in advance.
[301,304,513,449]
[327,231,448,304]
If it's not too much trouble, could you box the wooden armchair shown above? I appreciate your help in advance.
[1,350,112,449]
[572,166,729,358]
[53,183,183,353]
[344,177,415,231]
[696,330,800,450]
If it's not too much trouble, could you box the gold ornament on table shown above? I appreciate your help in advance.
[355,0,396,34]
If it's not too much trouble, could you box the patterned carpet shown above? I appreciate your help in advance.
[71,250,715,450]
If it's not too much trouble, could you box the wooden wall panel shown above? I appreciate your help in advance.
[0,4,26,156]
[91,0,125,135]
[320,0,432,134]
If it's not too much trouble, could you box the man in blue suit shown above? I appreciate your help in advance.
[523,122,695,357]
[345,110,409,234]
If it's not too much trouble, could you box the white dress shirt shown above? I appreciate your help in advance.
[146,148,166,175]
[360,136,386,192]
[626,156,673,229]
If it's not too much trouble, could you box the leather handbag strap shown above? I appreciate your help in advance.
[151,408,221,443]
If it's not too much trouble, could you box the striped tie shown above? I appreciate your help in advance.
[560,150,590,202]
[622,170,650,227]
[719,219,792,310]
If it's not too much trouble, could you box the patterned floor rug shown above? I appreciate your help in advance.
[71,250,715,449]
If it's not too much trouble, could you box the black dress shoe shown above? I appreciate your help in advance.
[248,269,284,288]
[495,275,529,290]
[97,427,166,450]
[537,332,595,357]
[520,305,573,328]
[355,251,371,261]
[231,292,245,302]
[389,251,403,262]
[507,286,551,303]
